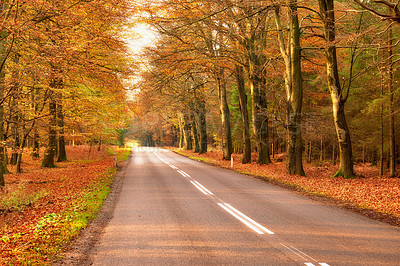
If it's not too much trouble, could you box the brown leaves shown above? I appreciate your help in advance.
[0,145,116,264]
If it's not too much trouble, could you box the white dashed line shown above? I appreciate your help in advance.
[177,170,190,177]
[153,151,328,266]
[190,181,213,196]
[192,181,214,195]
[218,202,274,235]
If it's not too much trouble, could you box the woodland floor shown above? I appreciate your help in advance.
[173,149,400,227]
[0,145,123,265]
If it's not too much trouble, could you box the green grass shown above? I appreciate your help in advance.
[117,148,131,161]
[172,150,212,164]
[7,168,117,265]
[0,186,49,211]
[107,147,131,162]
[189,156,212,163]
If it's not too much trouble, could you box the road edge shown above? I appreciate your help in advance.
[53,155,131,265]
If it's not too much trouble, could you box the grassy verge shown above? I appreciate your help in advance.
[0,186,49,212]
[0,146,131,265]
[173,150,212,164]
[4,168,115,265]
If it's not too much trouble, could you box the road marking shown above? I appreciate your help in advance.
[154,151,328,265]
[191,181,214,195]
[281,244,329,266]
[177,170,190,177]
[193,181,214,195]
[190,181,213,196]
[153,152,169,164]
[218,203,274,235]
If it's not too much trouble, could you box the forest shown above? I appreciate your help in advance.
[133,0,400,179]
[1,0,400,264]
[0,0,135,188]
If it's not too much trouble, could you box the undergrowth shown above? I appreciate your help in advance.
[0,186,48,212]
[4,168,116,265]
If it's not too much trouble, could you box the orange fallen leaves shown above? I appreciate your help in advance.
[0,145,116,264]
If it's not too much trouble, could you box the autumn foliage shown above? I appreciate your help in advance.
[135,0,399,178]
[0,0,135,184]
[0,145,127,265]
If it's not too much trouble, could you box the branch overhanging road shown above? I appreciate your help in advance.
[90,148,400,265]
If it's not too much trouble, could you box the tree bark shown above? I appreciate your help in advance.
[10,110,19,165]
[183,113,192,150]
[178,113,184,148]
[380,73,384,176]
[0,29,7,186]
[275,1,305,175]
[217,70,232,160]
[387,21,396,176]
[247,38,270,164]
[42,93,57,168]
[191,113,200,153]
[195,99,207,154]
[32,128,40,158]
[192,84,207,154]
[319,0,354,178]
[235,65,251,163]
[57,102,67,162]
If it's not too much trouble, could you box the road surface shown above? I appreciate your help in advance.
[90,148,400,265]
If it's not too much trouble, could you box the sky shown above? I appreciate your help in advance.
[127,22,157,55]
[125,22,157,100]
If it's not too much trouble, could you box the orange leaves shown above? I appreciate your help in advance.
[0,145,116,264]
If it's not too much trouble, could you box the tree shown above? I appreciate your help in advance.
[354,0,400,22]
[275,0,305,175]
[235,64,251,163]
[318,0,355,178]
[0,0,134,176]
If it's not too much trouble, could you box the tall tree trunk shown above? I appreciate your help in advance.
[183,113,192,150]
[380,73,384,176]
[247,42,270,164]
[191,113,200,153]
[275,1,305,175]
[98,137,102,151]
[318,0,354,178]
[195,99,207,154]
[32,128,40,158]
[236,65,251,164]
[10,111,19,165]
[0,29,7,186]
[320,136,324,161]
[216,70,232,160]
[249,76,270,164]
[42,93,57,168]
[178,113,184,148]
[387,22,396,176]
[57,102,67,162]
[192,84,207,154]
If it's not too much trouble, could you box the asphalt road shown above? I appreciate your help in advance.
[90,148,400,265]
